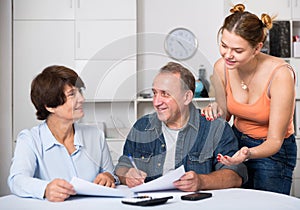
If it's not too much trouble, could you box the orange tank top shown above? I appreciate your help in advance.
[226,64,295,139]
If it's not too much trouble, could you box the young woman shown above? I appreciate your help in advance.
[202,4,297,195]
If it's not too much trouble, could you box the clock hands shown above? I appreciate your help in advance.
[176,39,188,54]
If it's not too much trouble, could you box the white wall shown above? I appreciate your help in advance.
[0,0,13,196]
[137,0,224,93]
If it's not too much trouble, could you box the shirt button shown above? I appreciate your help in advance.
[161,144,165,148]
[158,163,161,167]
[141,156,144,159]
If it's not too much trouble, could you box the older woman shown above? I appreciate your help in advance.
[8,65,116,202]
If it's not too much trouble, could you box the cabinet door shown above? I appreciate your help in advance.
[76,0,136,20]
[75,20,136,60]
[13,0,74,20]
[78,60,136,100]
[13,21,75,139]
[292,0,300,19]
[224,0,292,20]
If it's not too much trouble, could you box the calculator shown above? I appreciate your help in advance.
[121,196,173,206]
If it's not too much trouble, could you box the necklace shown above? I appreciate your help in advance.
[241,81,249,90]
[240,57,258,91]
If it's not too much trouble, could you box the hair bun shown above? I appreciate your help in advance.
[261,13,273,30]
[230,3,245,13]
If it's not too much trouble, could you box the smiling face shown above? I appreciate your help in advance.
[152,72,190,128]
[48,85,85,123]
[219,29,259,70]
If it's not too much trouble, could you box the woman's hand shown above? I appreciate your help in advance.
[217,146,251,166]
[93,172,116,188]
[44,178,76,202]
[201,102,224,121]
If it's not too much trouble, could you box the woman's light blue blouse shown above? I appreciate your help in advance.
[8,121,114,199]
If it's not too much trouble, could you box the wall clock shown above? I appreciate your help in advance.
[164,28,198,60]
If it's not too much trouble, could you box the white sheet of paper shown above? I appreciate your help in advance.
[70,177,133,197]
[130,165,185,193]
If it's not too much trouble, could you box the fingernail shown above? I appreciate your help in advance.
[201,113,205,116]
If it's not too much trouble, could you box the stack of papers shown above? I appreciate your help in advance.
[70,165,185,197]
[70,177,133,197]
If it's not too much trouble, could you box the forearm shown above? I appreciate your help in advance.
[8,175,48,199]
[198,169,242,190]
[115,167,129,185]
[248,138,283,159]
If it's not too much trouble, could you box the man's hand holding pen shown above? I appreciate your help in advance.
[125,167,147,188]
[125,155,147,188]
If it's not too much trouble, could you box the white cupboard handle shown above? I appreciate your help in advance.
[77,0,81,8]
[70,0,73,8]
[77,32,81,48]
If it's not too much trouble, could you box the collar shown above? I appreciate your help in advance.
[42,121,83,151]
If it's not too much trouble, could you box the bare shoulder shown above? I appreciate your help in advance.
[273,63,295,83]
[213,58,225,78]
[260,53,294,81]
[270,58,295,82]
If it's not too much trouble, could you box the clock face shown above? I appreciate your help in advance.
[164,28,198,60]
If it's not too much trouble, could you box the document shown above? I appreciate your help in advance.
[70,177,133,197]
[70,165,185,197]
[130,165,185,193]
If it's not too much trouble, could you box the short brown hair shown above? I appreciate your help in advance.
[159,62,195,94]
[30,65,85,120]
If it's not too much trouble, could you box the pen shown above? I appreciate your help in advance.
[128,155,142,176]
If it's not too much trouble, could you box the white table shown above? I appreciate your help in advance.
[1,188,300,210]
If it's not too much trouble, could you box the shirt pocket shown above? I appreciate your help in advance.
[132,150,163,178]
[132,150,153,163]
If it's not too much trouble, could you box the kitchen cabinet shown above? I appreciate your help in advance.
[13,0,74,20]
[75,20,136,60]
[13,20,75,140]
[79,60,136,100]
[292,0,300,19]
[75,0,136,20]
[73,1,137,144]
